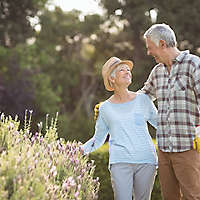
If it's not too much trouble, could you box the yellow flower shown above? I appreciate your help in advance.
[94,102,102,121]
[193,136,200,153]
[193,126,200,153]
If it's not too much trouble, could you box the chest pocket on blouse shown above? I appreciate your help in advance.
[133,113,145,126]
[173,75,189,91]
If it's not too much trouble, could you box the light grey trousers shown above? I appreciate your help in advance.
[110,163,157,200]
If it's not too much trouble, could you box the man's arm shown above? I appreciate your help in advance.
[192,59,200,153]
[193,62,200,109]
[139,67,157,101]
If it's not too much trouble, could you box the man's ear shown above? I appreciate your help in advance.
[159,40,167,48]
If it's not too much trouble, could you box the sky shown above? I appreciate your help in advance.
[49,0,103,15]
[28,0,103,33]
[49,1,158,22]
[30,1,157,32]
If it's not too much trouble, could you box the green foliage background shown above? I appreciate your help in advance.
[1,0,200,142]
[1,1,200,198]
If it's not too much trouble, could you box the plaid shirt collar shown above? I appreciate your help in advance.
[174,50,189,63]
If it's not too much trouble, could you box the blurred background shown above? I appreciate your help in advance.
[0,0,200,143]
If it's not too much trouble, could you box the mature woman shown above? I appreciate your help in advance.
[82,57,158,200]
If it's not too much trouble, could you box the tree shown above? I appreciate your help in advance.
[26,7,105,140]
[0,0,48,124]
[0,0,47,47]
[0,46,34,120]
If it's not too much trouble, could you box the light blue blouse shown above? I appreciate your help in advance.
[83,93,158,167]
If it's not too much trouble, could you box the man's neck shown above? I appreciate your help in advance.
[165,47,181,71]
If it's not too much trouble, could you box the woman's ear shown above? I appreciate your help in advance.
[109,76,115,83]
[108,76,115,88]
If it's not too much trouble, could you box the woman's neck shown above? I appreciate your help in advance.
[110,89,136,103]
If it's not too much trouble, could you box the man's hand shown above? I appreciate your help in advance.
[94,102,102,121]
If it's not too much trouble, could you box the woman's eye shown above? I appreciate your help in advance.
[119,67,130,72]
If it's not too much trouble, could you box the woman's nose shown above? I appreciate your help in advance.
[126,70,131,76]
[125,69,130,73]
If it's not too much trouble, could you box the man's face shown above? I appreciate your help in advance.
[145,37,163,64]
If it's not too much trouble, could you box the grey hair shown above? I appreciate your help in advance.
[110,64,128,78]
[110,65,121,78]
[144,23,177,47]
[109,64,127,88]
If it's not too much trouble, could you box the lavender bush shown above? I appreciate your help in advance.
[0,112,99,200]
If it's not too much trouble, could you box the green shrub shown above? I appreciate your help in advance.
[0,112,99,200]
[90,142,162,200]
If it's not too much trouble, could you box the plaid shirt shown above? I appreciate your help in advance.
[142,50,200,152]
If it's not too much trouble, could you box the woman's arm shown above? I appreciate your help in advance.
[82,107,109,154]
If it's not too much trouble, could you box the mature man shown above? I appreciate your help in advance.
[142,23,200,199]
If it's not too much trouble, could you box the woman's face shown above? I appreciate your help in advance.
[114,64,132,87]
